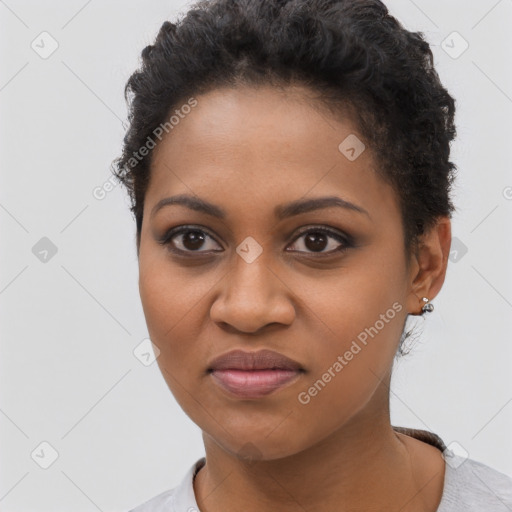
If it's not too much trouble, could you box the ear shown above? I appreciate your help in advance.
[406,216,452,315]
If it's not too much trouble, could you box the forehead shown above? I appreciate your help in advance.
[146,85,399,224]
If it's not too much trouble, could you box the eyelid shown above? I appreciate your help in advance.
[290,225,352,244]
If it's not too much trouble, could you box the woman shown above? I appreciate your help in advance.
[113,0,512,510]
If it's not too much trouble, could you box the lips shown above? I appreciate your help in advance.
[207,349,304,398]
[208,349,303,372]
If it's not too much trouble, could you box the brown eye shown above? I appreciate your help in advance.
[159,225,352,258]
[180,230,207,251]
[287,227,352,255]
[160,226,222,254]
[304,232,329,252]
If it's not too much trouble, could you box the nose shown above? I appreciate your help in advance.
[209,251,296,334]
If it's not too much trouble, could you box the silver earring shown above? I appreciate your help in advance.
[421,297,434,313]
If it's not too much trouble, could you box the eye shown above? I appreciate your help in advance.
[159,225,222,255]
[158,225,352,257]
[287,226,352,255]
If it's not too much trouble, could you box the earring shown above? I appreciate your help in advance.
[421,297,434,313]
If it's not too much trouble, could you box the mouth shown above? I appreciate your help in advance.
[209,368,303,398]
[207,349,304,399]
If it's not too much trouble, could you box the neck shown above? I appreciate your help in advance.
[193,383,444,512]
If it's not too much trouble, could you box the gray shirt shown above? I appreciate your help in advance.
[129,428,512,511]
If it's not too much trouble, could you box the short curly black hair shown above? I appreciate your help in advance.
[111,0,458,349]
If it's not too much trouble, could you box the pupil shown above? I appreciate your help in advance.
[305,232,327,252]
[183,231,205,250]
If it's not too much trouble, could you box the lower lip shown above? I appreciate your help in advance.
[210,369,302,398]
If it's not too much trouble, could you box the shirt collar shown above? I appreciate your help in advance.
[171,457,206,512]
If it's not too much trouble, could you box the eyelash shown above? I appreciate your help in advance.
[158,224,353,258]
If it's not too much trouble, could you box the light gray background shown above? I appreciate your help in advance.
[1,0,511,510]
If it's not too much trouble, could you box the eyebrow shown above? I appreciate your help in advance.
[150,193,370,220]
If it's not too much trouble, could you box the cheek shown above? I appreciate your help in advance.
[138,252,232,420]
[261,307,405,457]
[138,267,205,420]
[302,253,406,359]
[287,263,405,427]
[138,255,206,366]
[297,304,404,414]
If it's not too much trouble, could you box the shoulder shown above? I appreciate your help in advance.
[126,457,205,512]
[392,426,512,511]
[438,454,512,511]
[127,487,176,512]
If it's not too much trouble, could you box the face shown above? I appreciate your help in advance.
[138,84,421,460]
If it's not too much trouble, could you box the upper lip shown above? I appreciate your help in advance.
[208,349,303,372]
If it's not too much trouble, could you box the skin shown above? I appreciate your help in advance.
[137,84,452,512]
